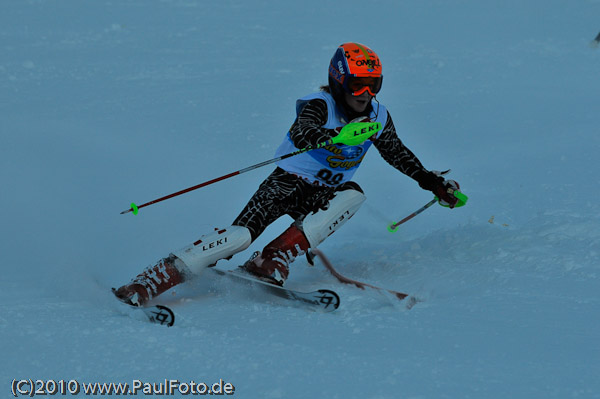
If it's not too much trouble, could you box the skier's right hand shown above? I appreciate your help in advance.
[332,116,371,134]
[330,117,381,146]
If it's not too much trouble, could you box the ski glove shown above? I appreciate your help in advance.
[417,171,461,208]
[333,116,371,135]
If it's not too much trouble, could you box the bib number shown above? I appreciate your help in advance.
[316,169,343,186]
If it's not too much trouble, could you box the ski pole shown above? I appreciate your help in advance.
[121,154,289,215]
[121,121,382,215]
[387,190,469,232]
[387,198,438,232]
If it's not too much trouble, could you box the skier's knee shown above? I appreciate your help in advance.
[299,189,366,248]
[171,225,252,275]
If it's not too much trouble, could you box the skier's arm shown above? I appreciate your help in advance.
[373,113,429,181]
[289,99,337,148]
[374,113,462,207]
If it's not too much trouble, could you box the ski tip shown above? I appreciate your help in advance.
[147,305,175,327]
[394,291,409,300]
[590,33,600,48]
[317,289,340,311]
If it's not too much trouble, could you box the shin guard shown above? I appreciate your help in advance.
[172,225,252,275]
[300,189,366,248]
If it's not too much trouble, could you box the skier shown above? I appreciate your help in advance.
[114,42,461,307]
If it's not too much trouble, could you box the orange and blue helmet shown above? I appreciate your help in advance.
[328,43,383,97]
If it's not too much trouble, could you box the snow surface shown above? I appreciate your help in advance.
[2,0,600,398]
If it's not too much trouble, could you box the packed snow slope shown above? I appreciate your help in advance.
[2,0,599,398]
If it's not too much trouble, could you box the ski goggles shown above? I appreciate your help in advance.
[345,76,383,96]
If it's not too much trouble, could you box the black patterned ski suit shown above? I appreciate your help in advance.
[233,96,430,241]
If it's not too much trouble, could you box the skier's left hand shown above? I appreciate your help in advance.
[417,172,461,208]
[434,179,461,208]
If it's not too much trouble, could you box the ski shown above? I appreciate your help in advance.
[112,288,175,327]
[210,268,340,312]
[310,249,419,309]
